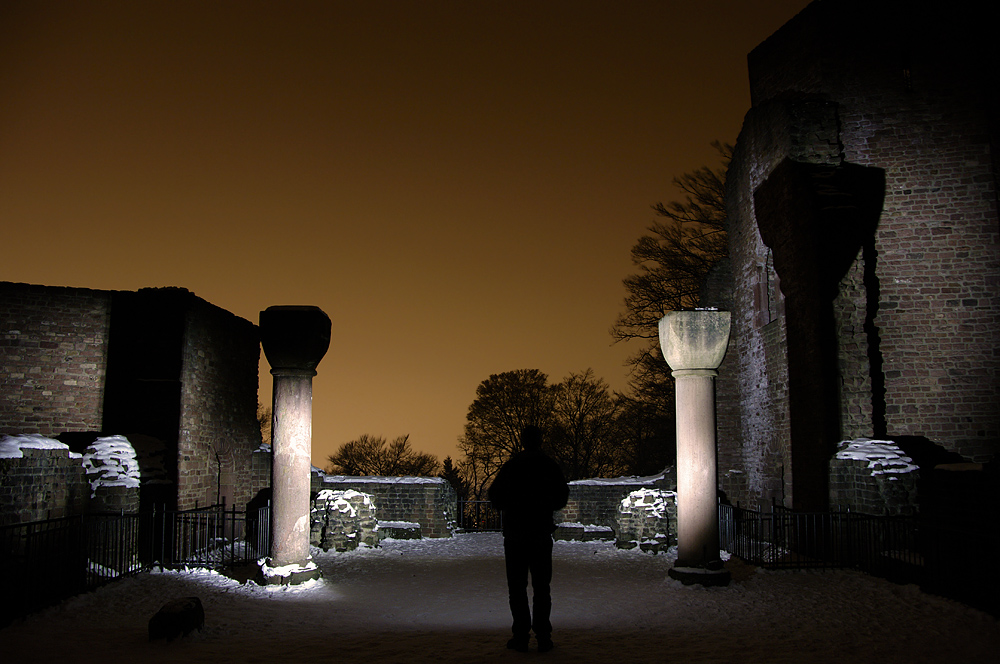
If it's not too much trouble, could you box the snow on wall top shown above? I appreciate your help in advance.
[314,488,374,518]
[0,433,79,459]
[571,472,665,487]
[321,474,447,485]
[81,435,140,496]
[835,439,918,477]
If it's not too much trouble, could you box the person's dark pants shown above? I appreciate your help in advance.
[503,533,554,640]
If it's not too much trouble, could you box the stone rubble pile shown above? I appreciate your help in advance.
[311,489,379,551]
[615,488,677,554]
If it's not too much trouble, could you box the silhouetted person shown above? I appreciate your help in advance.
[488,425,569,653]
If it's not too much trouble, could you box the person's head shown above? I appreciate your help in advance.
[520,425,543,452]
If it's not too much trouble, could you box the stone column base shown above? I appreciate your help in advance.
[255,559,322,586]
[668,566,731,587]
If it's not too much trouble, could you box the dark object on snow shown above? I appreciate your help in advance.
[148,597,205,641]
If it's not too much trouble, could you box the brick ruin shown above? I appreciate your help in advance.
[1,280,670,541]
[313,473,458,539]
[0,282,269,519]
[715,0,999,512]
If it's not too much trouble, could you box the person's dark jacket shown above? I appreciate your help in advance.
[488,449,569,538]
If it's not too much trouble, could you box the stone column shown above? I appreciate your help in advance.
[259,306,331,584]
[659,310,731,586]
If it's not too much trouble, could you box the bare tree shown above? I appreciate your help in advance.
[611,141,732,402]
[457,369,554,499]
[327,434,440,477]
[439,455,468,500]
[549,369,624,480]
[614,394,676,476]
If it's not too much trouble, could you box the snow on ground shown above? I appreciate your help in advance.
[4,533,997,663]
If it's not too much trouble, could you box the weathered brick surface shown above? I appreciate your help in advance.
[1,282,265,515]
[556,474,672,531]
[723,0,999,509]
[828,458,918,517]
[314,474,457,538]
[725,103,800,508]
[176,296,263,511]
[0,282,111,435]
[0,448,89,525]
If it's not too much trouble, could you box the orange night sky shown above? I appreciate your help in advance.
[1,1,812,469]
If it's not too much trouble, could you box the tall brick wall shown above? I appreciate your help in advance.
[1,282,265,514]
[0,282,112,436]
[699,261,743,505]
[723,0,1000,509]
[177,295,263,511]
[748,0,999,462]
[724,101,805,508]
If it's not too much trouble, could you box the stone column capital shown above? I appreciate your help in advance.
[658,310,731,372]
[259,305,331,373]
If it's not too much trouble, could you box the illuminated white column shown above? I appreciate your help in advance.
[659,310,731,586]
[259,306,330,579]
[269,370,315,566]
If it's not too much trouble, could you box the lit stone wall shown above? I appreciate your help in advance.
[313,473,457,538]
[0,282,265,513]
[556,471,674,531]
[723,0,999,509]
[0,446,89,526]
[0,282,112,436]
[176,295,263,511]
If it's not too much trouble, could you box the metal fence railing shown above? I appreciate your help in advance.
[152,502,271,569]
[0,511,149,627]
[0,502,271,627]
[719,501,999,614]
[718,502,925,573]
[456,499,502,532]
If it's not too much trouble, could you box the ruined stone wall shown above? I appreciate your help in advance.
[724,0,999,510]
[746,0,999,463]
[700,261,744,505]
[724,101,806,508]
[834,257,876,440]
[556,473,672,530]
[0,447,89,526]
[1,282,264,514]
[829,439,920,516]
[177,296,263,511]
[0,282,112,436]
[314,475,457,538]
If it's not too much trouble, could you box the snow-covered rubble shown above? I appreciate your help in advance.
[311,489,379,551]
[836,439,919,479]
[616,488,677,552]
[81,435,140,497]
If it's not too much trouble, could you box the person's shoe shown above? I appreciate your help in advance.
[506,637,529,652]
[537,637,555,653]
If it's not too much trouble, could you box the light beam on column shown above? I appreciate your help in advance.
[659,309,731,587]
[259,305,331,585]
